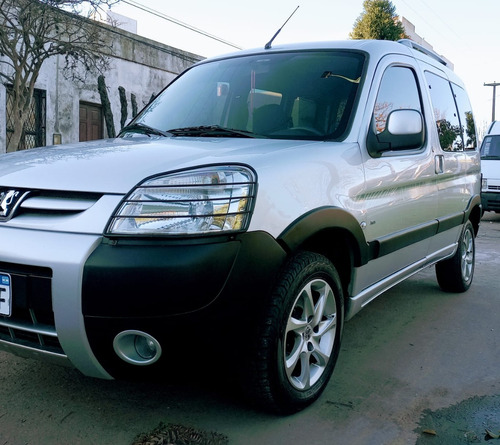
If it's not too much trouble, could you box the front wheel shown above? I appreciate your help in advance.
[436,220,475,292]
[244,252,344,414]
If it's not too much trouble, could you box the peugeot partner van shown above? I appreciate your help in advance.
[0,39,481,413]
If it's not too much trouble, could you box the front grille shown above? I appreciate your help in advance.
[18,191,102,217]
[485,199,500,210]
[487,185,500,191]
[0,188,102,225]
[0,262,64,356]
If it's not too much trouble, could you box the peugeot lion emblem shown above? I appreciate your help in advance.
[0,190,23,220]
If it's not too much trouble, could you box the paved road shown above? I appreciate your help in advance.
[1,214,499,445]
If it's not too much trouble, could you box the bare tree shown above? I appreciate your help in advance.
[0,0,119,152]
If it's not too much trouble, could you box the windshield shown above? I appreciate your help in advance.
[480,135,500,159]
[129,50,365,141]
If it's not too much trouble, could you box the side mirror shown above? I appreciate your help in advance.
[367,109,424,157]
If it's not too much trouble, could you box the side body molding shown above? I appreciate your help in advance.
[276,194,481,281]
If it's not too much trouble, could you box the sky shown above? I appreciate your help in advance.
[110,0,500,135]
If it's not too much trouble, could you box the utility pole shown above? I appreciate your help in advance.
[484,81,500,122]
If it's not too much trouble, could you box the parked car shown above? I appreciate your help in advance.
[480,122,500,212]
[0,39,481,413]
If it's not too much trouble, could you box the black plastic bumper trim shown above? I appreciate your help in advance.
[82,231,287,378]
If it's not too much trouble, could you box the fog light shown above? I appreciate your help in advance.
[135,335,157,359]
[113,330,162,366]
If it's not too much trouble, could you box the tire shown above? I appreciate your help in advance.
[436,220,475,293]
[244,251,344,414]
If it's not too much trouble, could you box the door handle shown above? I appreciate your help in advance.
[435,155,444,174]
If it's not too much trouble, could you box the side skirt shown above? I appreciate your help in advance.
[345,243,457,321]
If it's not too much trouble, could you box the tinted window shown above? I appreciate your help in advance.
[373,66,422,134]
[425,72,463,151]
[452,84,477,150]
[131,51,365,141]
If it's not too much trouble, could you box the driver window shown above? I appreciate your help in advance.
[373,66,422,134]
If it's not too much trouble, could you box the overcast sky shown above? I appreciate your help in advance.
[111,0,500,133]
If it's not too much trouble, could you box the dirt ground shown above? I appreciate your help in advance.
[1,213,499,445]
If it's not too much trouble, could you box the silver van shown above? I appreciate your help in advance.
[0,39,481,413]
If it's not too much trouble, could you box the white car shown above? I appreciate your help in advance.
[0,39,481,413]
[480,122,500,212]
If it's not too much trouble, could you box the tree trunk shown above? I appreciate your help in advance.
[7,123,24,152]
[6,96,31,152]
[98,75,116,138]
[118,86,128,129]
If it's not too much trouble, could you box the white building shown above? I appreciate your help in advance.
[0,13,449,153]
[0,13,203,152]
[401,17,453,70]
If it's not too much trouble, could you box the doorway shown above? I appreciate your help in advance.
[79,102,103,141]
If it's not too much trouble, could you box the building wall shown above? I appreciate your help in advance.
[0,18,203,152]
[0,86,5,152]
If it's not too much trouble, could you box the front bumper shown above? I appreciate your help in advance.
[482,191,500,212]
[82,231,287,379]
[0,227,287,379]
[0,227,110,379]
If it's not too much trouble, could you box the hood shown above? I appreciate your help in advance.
[0,136,319,194]
[481,158,500,180]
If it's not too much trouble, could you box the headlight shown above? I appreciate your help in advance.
[106,165,257,235]
[482,177,488,191]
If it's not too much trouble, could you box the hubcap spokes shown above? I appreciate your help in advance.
[284,279,337,390]
[461,228,474,282]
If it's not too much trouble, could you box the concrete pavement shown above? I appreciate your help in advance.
[1,213,499,444]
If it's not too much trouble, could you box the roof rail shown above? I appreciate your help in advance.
[398,39,448,67]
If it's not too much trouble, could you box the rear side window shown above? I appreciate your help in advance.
[452,84,477,150]
[425,71,476,151]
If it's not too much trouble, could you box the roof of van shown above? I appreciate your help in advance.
[487,121,500,135]
[202,39,454,77]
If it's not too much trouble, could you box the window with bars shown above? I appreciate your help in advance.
[6,86,46,150]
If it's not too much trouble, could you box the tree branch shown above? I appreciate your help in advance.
[1,0,120,151]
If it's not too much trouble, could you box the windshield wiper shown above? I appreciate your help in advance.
[120,122,171,138]
[167,125,256,138]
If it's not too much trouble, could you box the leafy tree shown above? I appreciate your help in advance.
[437,119,462,150]
[0,0,118,152]
[464,111,476,148]
[350,0,407,41]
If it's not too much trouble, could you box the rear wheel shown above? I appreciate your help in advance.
[436,220,475,292]
[244,252,344,414]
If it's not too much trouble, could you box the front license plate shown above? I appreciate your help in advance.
[0,273,12,317]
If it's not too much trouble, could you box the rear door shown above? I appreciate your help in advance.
[421,65,480,253]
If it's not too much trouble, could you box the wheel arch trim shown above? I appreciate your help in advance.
[277,207,372,267]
